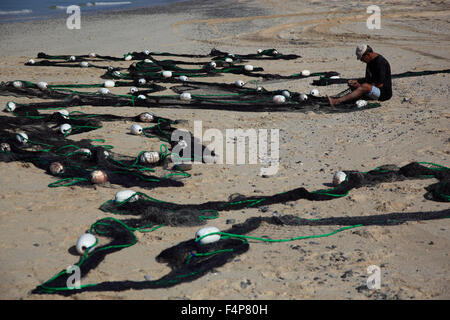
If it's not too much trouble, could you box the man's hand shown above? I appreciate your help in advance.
[348,79,360,89]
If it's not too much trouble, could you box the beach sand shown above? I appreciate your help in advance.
[0,0,449,300]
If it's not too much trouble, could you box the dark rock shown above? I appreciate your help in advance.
[341,270,353,279]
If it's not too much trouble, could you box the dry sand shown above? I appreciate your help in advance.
[0,0,449,300]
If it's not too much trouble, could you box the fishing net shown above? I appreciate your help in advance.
[31,206,450,295]
[1,47,378,113]
[30,53,335,83]
[0,80,166,100]
[32,215,250,295]
[29,161,448,295]
[0,107,198,189]
[35,48,300,61]
[25,59,115,70]
[0,79,381,113]
[209,48,301,60]
[98,162,450,220]
[122,58,335,81]
[312,69,450,86]
[1,48,448,297]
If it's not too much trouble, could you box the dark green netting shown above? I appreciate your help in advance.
[1,48,448,296]
[0,110,197,189]
[26,59,115,70]
[30,159,448,295]
[312,69,450,86]
[36,48,300,61]
[98,162,450,219]
[31,205,450,295]
[0,80,381,113]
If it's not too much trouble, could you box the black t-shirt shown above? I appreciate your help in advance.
[360,55,392,101]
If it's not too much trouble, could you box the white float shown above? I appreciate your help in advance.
[0,143,11,152]
[98,88,110,95]
[310,89,319,97]
[273,95,286,104]
[244,65,254,71]
[355,99,368,108]
[49,162,65,175]
[180,92,192,101]
[130,124,143,135]
[115,190,139,203]
[59,123,72,135]
[37,82,48,90]
[140,151,160,164]
[139,112,154,122]
[333,171,347,186]
[104,80,115,88]
[195,226,221,245]
[76,148,91,157]
[12,81,23,89]
[90,170,108,184]
[76,233,97,255]
[5,101,16,112]
[16,132,28,144]
[299,93,308,102]
[301,70,311,77]
[281,90,291,98]
[235,80,245,87]
[58,109,69,118]
[129,87,139,94]
[162,71,172,78]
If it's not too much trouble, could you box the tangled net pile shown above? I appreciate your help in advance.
[0,48,448,296]
[1,48,382,113]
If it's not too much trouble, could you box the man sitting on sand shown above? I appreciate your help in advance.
[328,44,392,106]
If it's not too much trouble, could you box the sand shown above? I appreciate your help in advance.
[0,0,449,300]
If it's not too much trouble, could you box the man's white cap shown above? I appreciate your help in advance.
[356,44,370,60]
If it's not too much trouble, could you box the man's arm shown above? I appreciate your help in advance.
[356,77,366,84]
[373,82,384,88]
[348,79,360,89]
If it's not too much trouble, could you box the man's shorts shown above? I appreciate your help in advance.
[365,85,381,100]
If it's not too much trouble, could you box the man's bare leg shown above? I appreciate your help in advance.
[328,83,372,106]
